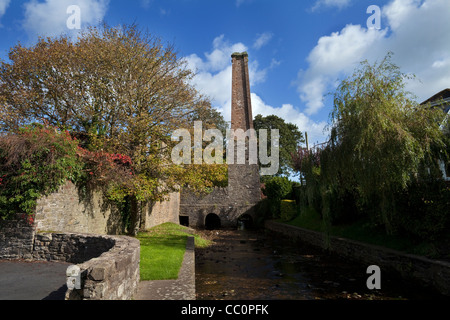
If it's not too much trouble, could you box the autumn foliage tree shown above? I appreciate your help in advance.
[0,24,227,233]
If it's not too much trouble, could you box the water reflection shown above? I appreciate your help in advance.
[195,228,446,300]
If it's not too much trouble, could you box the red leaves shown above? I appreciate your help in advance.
[79,149,132,168]
[109,153,132,165]
[292,146,322,174]
[78,147,133,186]
[20,213,35,226]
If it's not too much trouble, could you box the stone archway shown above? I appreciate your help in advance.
[205,213,221,230]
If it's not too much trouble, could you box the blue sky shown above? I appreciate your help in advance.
[1,0,449,145]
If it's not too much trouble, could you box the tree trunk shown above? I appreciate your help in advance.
[128,196,141,236]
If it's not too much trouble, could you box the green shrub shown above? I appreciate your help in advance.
[326,188,361,225]
[262,176,292,200]
[0,124,138,221]
[261,176,295,219]
[280,199,298,221]
[394,180,450,241]
[0,125,85,219]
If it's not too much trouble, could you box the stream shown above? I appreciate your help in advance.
[194,228,447,300]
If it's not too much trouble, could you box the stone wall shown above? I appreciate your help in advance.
[265,220,450,297]
[35,180,181,234]
[142,191,180,230]
[180,184,259,228]
[33,232,115,263]
[35,180,124,235]
[63,234,140,300]
[0,214,36,260]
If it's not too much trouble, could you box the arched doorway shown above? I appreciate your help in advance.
[205,213,221,230]
[237,214,253,230]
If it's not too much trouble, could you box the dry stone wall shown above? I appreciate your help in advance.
[33,232,115,263]
[64,234,140,300]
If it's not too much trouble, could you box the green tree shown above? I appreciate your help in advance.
[253,114,304,176]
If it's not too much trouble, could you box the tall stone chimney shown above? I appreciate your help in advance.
[178,52,261,228]
[228,52,261,207]
[231,52,254,131]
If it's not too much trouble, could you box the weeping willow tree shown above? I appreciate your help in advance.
[320,53,448,234]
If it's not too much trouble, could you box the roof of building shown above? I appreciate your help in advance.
[421,88,450,114]
[421,88,450,104]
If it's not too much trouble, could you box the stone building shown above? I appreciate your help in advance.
[179,52,261,229]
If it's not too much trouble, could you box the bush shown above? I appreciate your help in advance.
[261,176,295,219]
[280,200,298,221]
[262,176,292,200]
[327,188,360,225]
[0,124,135,220]
[394,180,450,241]
[0,125,84,219]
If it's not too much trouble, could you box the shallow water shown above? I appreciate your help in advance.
[195,228,447,300]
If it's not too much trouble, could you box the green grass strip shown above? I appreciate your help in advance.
[137,222,211,281]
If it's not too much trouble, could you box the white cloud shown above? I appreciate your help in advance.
[311,0,352,11]
[22,0,109,39]
[185,35,328,144]
[298,0,450,115]
[251,94,328,145]
[186,35,247,73]
[253,32,273,50]
[298,25,387,114]
[0,0,10,22]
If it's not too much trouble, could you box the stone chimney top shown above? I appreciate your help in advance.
[231,52,248,58]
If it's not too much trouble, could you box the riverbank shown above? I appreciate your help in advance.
[283,206,450,262]
[265,220,450,298]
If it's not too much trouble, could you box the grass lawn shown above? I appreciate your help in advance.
[136,222,211,281]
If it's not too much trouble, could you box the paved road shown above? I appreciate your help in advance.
[0,260,69,300]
